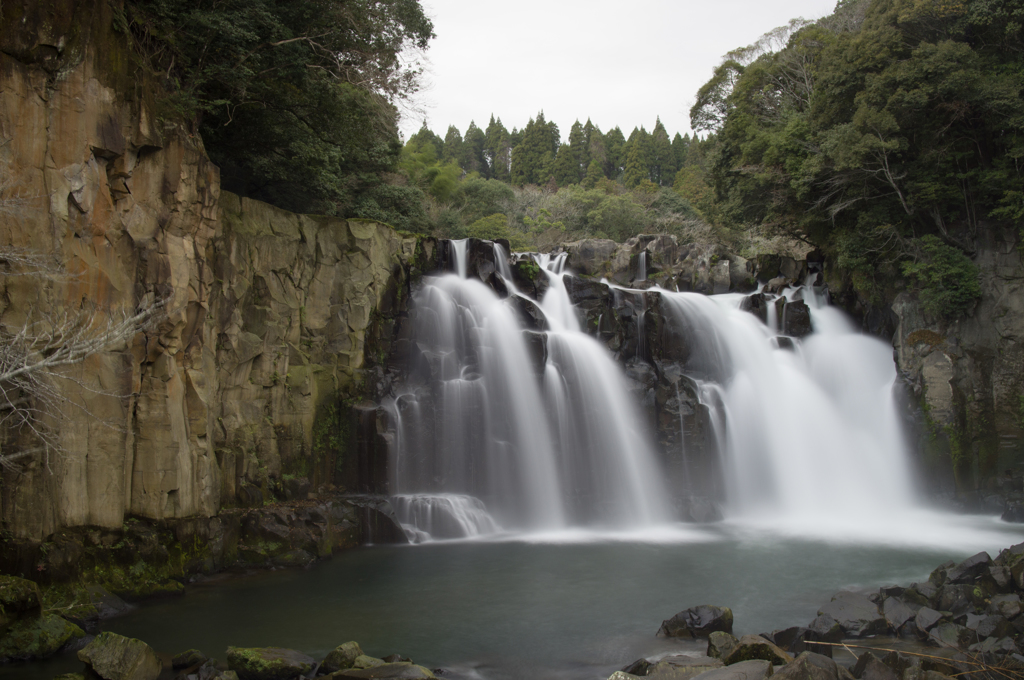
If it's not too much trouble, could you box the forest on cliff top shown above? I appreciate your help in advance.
[124,0,1023,320]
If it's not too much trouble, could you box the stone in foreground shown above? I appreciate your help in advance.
[692,659,773,680]
[319,641,364,674]
[817,592,886,637]
[723,635,793,666]
[227,646,316,680]
[646,655,724,680]
[773,652,847,680]
[77,632,160,680]
[707,631,739,660]
[335,662,436,679]
[658,605,734,638]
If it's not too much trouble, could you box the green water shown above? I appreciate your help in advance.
[8,518,1024,680]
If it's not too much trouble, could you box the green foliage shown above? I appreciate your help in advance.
[124,0,433,216]
[467,214,530,250]
[901,235,981,319]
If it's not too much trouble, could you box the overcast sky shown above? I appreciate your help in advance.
[400,0,839,142]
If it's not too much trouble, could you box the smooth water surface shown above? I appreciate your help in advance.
[12,518,1017,680]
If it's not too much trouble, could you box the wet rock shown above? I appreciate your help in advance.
[778,299,812,337]
[969,636,1019,656]
[227,646,316,680]
[929,561,956,588]
[647,655,723,680]
[946,552,992,584]
[508,295,549,331]
[934,584,979,616]
[927,622,972,649]
[566,239,618,277]
[852,653,897,680]
[963,613,1012,639]
[658,605,734,638]
[610,673,643,680]
[350,497,409,545]
[739,294,770,325]
[173,649,209,669]
[320,641,364,675]
[78,632,160,680]
[0,576,42,630]
[988,566,1013,592]
[988,593,1021,619]
[817,592,886,637]
[807,614,843,643]
[621,658,651,676]
[510,259,550,300]
[282,476,312,501]
[0,613,85,662]
[723,635,793,666]
[335,663,436,679]
[772,652,844,680]
[770,627,831,658]
[914,608,946,634]
[707,631,739,660]
[882,598,916,632]
[766,277,791,294]
[691,659,773,680]
[353,655,387,669]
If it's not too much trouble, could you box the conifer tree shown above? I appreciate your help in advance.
[462,121,488,177]
[604,127,626,179]
[567,120,587,183]
[672,132,689,171]
[442,126,463,165]
[510,112,559,186]
[623,139,648,189]
[552,144,580,187]
[484,115,512,181]
[650,118,676,186]
[582,159,604,188]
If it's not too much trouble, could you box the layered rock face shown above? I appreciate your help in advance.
[0,0,427,539]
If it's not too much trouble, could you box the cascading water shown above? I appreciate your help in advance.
[653,277,917,536]
[389,241,672,540]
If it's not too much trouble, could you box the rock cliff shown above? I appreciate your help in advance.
[0,0,431,540]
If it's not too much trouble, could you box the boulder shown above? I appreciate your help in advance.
[172,648,209,669]
[927,623,972,650]
[353,655,387,669]
[227,646,316,680]
[335,663,436,679]
[609,673,643,680]
[707,631,739,660]
[882,598,916,631]
[914,608,946,635]
[851,653,898,680]
[658,605,734,638]
[945,552,992,584]
[817,592,886,637]
[0,575,42,631]
[0,613,85,662]
[778,299,812,337]
[723,635,793,666]
[739,294,770,325]
[963,613,1012,639]
[320,641,364,674]
[691,659,773,680]
[773,652,845,680]
[770,627,831,658]
[988,593,1022,619]
[77,632,160,680]
[620,658,651,676]
[807,614,843,643]
[934,584,979,616]
[646,655,723,680]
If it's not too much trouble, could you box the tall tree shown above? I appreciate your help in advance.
[567,120,587,184]
[650,118,676,186]
[604,127,626,179]
[510,112,559,186]
[462,121,488,177]
[441,125,464,166]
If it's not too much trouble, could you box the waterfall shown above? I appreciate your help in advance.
[654,283,915,525]
[390,243,672,539]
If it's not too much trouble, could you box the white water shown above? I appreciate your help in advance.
[390,244,671,537]
[654,279,921,540]
[392,494,502,542]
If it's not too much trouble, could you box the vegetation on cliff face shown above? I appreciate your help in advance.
[688,0,1023,314]
[122,0,434,224]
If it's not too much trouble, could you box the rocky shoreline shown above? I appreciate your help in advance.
[3,541,1024,680]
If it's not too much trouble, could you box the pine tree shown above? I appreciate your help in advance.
[604,126,626,179]
[567,120,587,184]
[442,125,463,166]
[485,115,512,181]
[552,143,579,187]
[650,117,676,186]
[582,159,604,188]
[623,137,648,189]
[672,132,689,171]
[510,112,559,186]
[462,121,487,177]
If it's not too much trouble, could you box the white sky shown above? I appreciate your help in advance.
[401,0,839,142]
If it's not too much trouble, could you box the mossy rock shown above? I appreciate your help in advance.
[77,631,160,680]
[109,579,185,603]
[0,575,42,630]
[227,646,316,680]
[336,662,436,679]
[0,614,84,662]
[320,640,363,673]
